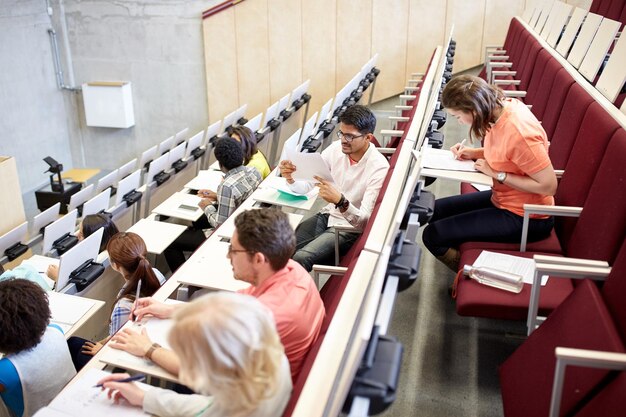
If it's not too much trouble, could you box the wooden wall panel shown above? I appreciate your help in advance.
[406,0,446,82]
[371,0,410,101]
[446,0,487,72]
[336,0,372,93]
[202,8,238,122]
[268,0,302,103]
[235,0,271,119]
[302,0,337,113]
[482,0,525,62]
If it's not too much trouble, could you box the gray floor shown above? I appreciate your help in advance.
[369,82,526,416]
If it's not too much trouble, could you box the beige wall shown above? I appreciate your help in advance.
[202,0,538,121]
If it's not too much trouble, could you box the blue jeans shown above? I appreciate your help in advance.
[422,191,554,257]
[293,213,360,271]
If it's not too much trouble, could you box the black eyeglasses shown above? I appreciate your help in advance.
[336,131,365,142]
[227,244,252,256]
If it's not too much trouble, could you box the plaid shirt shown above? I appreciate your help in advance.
[204,165,261,228]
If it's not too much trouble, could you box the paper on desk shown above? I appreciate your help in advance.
[184,170,224,191]
[22,255,58,288]
[99,318,177,380]
[286,148,334,183]
[422,148,477,172]
[472,251,549,286]
[35,368,150,417]
[471,183,492,192]
[47,291,98,325]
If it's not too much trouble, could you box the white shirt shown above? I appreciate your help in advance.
[288,140,389,230]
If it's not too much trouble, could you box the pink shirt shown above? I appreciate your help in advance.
[239,259,325,381]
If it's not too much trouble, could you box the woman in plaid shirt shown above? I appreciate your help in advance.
[67,232,165,370]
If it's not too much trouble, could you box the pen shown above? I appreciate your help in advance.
[455,139,467,160]
[132,279,142,322]
[93,374,146,388]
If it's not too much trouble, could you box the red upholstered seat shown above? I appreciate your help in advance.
[605,0,625,20]
[499,240,626,417]
[537,68,576,139]
[456,248,573,319]
[523,49,552,106]
[499,280,625,416]
[455,135,626,320]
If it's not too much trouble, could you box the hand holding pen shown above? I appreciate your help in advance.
[451,139,468,160]
[131,280,142,322]
[95,373,146,406]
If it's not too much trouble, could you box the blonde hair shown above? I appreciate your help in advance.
[168,292,285,417]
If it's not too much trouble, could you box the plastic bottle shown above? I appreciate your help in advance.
[462,265,524,293]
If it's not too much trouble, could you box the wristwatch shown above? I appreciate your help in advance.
[496,172,507,184]
[145,342,161,361]
[335,194,350,211]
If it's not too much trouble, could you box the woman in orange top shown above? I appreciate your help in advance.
[422,75,557,271]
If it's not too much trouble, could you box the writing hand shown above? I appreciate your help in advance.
[197,189,217,200]
[46,264,59,281]
[133,297,176,322]
[451,140,472,160]
[97,373,145,407]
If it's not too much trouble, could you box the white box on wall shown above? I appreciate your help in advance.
[82,81,135,128]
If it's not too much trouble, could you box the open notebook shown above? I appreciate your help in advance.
[33,369,149,417]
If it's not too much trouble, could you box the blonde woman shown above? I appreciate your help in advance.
[96,292,292,417]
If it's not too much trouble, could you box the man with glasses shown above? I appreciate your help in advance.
[279,104,389,271]
[114,208,324,382]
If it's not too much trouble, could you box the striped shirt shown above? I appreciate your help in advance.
[203,166,261,228]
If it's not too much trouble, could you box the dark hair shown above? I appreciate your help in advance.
[230,126,258,166]
[234,209,296,271]
[107,232,161,303]
[214,138,245,171]
[339,104,376,134]
[0,279,50,354]
[82,213,119,252]
[441,75,505,141]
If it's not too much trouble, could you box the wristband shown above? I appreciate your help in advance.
[335,194,346,209]
[144,342,161,361]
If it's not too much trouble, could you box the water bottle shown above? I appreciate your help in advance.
[462,265,524,293]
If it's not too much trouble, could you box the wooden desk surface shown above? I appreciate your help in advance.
[61,168,101,183]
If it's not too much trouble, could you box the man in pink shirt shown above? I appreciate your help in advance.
[231,208,325,380]
[113,209,325,382]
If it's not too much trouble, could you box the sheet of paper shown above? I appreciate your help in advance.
[99,318,178,382]
[471,183,492,192]
[22,255,58,288]
[472,251,549,285]
[47,292,98,325]
[422,148,477,172]
[285,148,334,183]
[41,368,149,417]
[184,170,224,191]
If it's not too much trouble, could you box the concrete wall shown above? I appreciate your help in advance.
[0,0,74,192]
[0,0,220,193]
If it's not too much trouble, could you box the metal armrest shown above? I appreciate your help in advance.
[395,105,413,110]
[527,260,611,335]
[333,225,361,266]
[550,348,626,417]
[312,264,348,289]
[388,116,409,122]
[487,55,510,60]
[492,70,517,77]
[380,129,404,137]
[503,90,527,98]
[494,79,521,86]
[411,72,425,78]
[404,86,420,92]
[520,204,583,251]
[533,254,609,268]
[407,79,421,85]
[554,169,564,179]
[399,94,416,101]
[377,147,395,155]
